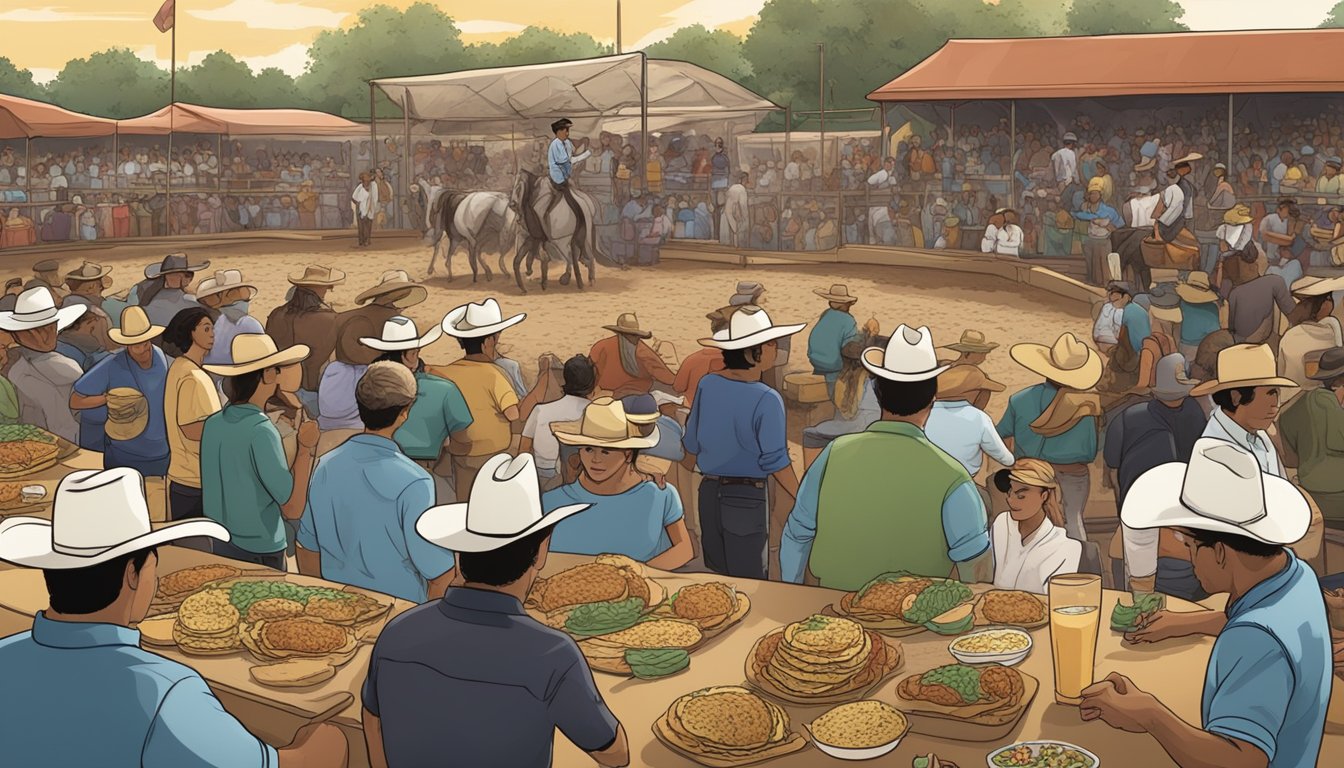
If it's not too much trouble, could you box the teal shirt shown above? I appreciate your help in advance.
[543,480,683,563]
[807,308,859,377]
[995,383,1098,465]
[394,371,474,460]
[200,403,292,554]
[1179,300,1220,348]
[1121,302,1150,353]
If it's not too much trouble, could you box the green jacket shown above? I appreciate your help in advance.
[1280,388,1344,495]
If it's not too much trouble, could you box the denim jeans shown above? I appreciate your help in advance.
[167,483,213,553]
[211,538,287,571]
[698,476,770,580]
[1156,556,1209,602]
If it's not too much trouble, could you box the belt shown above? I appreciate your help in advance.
[704,475,765,488]
[1050,462,1091,475]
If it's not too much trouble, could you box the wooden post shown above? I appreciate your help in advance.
[1227,94,1234,167]
[1008,100,1016,206]
[403,89,411,230]
[640,53,649,197]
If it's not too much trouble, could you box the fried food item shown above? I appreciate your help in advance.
[657,685,805,763]
[898,664,1024,709]
[137,615,177,647]
[810,701,908,749]
[530,562,635,613]
[852,577,932,616]
[980,665,1025,705]
[249,659,337,688]
[0,482,24,508]
[259,618,350,655]
[173,623,241,654]
[157,564,243,599]
[980,590,1047,625]
[246,598,306,622]
[0,440,58,473]
[752,615,900,700]
[596,619,702,649]
[178,590,241,635]
[672,583,739,626]
[304,596,361,623]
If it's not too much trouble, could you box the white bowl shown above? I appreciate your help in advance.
[987,741,1100,768]
[809,730,905,761]
[20,485,47,502]
[949,627,1032,667]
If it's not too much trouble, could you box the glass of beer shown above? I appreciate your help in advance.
[1048,573,1102,705]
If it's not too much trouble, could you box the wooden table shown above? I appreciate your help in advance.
[2,449,167,523]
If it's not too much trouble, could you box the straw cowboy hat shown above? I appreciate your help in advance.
[603,313,652,339]
[1121,438,1309,546]
[1010,333,1102,391]
[552,397,660,450]
[1188,344,1298,397]
[360,315,442,352]
[862,324,949,382]
[813,284,858,304]
[0,287,85,333]
[937,364,1006,400]
[1290,275,1344,297]
[1176,271,1217,304]
[945,329,999,354]
[1086,177,1106,193]
[105,387,149,442]
[288,264,347,287]
[64,261,112,287]
[195,269,257,302]
[0,468,228,569]
[144,253,209,280]
[107,306,164,346]
[416,453,590,553]
[354,270,428,308]
[1173,152,1203,166]
[1223,204,1253,226]
[442,298,526,339]
[203,333,310,377]
[698,305,804,351]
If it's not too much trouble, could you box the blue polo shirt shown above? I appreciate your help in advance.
[73,345,171,476]
[363,588,620,767]
[807,308,859,379]
[1202,551,1330,768]
[1179,300,1221,348]
[683,373,790,478]
[393,371,473,461]
[298,434,455,603]
[995,383,1099,465]
[0,613,277,767]
[200,403,292,555]
[544,480,683,562]
[1121,301,1151,353]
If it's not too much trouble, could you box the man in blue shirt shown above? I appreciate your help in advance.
[807,284,860,397]
[0,466,346,767]
[1073,180,1126,285]
[546,117,592,222]
[1084,439,1330,768]
[683,305,804,579]
[298,362,456,604]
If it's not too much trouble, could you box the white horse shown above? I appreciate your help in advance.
[510,170,601,293]
[428,190,520,283]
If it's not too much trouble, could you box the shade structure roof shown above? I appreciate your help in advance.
[0,94,117,140]
[116,103,363,136]
[869,29,1344,103]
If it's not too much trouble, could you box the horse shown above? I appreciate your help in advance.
[427,190,519,283]
[509,170,601,294]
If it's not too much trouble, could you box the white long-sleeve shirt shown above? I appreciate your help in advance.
[1127,194,1160,228]
[867,169,895,189]
[1093,302,1123,346]
[924,400,1015,476]
[995,223,1023,256]
[1051,147,1079,184]
[991,513,1082,595]
[980,223,999,254]
[1157,183,1185,227]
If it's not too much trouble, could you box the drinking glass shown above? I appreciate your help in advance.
[1048,573,1102,705]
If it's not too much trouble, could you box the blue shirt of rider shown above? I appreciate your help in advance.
[548,138,575,185]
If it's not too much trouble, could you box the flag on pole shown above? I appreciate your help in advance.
[153,0,175,33]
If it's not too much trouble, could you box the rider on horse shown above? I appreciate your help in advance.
[547,118,591,225]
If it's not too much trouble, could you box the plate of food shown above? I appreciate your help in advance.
[577,619,705,676]
[746,614,904,705]
[0,423,76,480]
[973,590,1049,629]
[649,581,751,637]
[652,685,808,767]
[987,741,1099,768]
[897,663,1038,741]
[830,572,976,636]
[525,554,667,632]
[949,628,1033,667]
[804,700,908,761]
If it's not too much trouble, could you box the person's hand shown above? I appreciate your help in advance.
[1124,609,1203,644]
[297,419,320,451]
[285,722,347,767]
[1079,673,1158,734]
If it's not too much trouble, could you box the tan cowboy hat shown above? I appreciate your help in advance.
[288,264,347,287]
[813,284,858,304]
[945,329,999,354]
[354,270,427,308]
[1086,177,1106,193]
[551,397,660,450]
[1175,271,1217,304]
[442,298,526,339]
[937,364,1005,400]
[107,306,164,346]
[1222,204,1253,225]
[1173,152,1203,165]
[1010,333,1102,391]
[195,269,258,301]
[1188,344,1299,397]
[104,387,149,442]
[64,261,111,285]
[1290,275,1344,297]
[603,312,652,339]
[203,333,310,377]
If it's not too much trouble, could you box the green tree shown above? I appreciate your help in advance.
[643,24,752,83]
[178,51,258,109]
[47,49,169,118]
[1321,0,1344,26]
[0,57,46,101]
[252,68,305,109]
[472,27,609,68]
[1066,0,1187,35]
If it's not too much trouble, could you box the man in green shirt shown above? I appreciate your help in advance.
[1280,345,1344,531]
[202,333,318,570]
[806,284,859,397]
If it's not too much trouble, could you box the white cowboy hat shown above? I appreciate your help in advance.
[1010,333,1102,391]
[107,306,164,346]
[195,269,258,301]
[862,324,950,382]
[0,287,86,333]
[416,453,590,553]
[441,298,526,339]
[360,315,442,352]
[1121,438,1309,546]
[0,468,228,569]
[698,305,804,351]
[203,333,310,377]
[552,397,660,450]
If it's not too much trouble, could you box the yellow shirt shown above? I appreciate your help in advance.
[165,356,222,487]
[431,360,519,456]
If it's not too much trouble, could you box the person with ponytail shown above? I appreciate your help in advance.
[990,459,1081,594]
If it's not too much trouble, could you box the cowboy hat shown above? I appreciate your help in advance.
[195,269,258,301]
[104,387,149,442]
[1310,347,1344,381]
[619,393,677,426]
[603,313,652,339]
[945,329,999,354]
[1188,344,1298,397]
[1062,132,1078,143]
[354,270,428,308]
[1290,275,1344,297]
[1222,204,1253,225]
[203,333,310,377]
[1147,284,1182,323]
[937,364,1005,400]
[416,453,590,553]
[1172,152,1203,166]
[1152,353,1197,401]
[442,298,526,339]
[144,253,209,279]
[0,287,85,333]
[1121,438,1309,546]
[698,305,804,351]
[288,264,346,287]
[64,261,111,284]
[360,315,442,352]
[107,306,164,346]
[862,324,949,382]
[1175,271,1217,304]
[0,468,228,569]
[1135,156,1157,173]
[32,259,60,274]
[552,397,660,449]
[1086,178,1105,193]
[813,284,858,304]
[1010,333,1102,391]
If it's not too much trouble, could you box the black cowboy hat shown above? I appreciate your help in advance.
[1310,346,1344,382]
[551,118,574,134]
[144,253,209,280]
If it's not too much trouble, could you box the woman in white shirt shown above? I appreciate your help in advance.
[991,460,1082,595]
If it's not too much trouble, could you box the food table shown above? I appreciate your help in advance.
[1,448,167,523]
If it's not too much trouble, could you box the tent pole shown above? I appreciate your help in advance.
[510,123,518,175]
[1009,100,1016,208]
[1227,94,1234,168]
[641,52,648,196]
[403,91,410,230]
[817,42,825,177]
[24,137,31,239]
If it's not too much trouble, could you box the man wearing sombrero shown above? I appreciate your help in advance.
[924,363,1012,478]
[0,468,348,766]
[806,284,860,398]
[1174,271,1220,366]
[938,329,999,368]
[1278,275,1344,392]
[588,312,675,399]
[197,269,264,368]
[1,286,86,442]
[1081,439,1329,768]
[1072,178,1125,284]
[365,454,629,767]
[135,253,208,328]
[69,307,171,477]
[335,270,426,367]
[1195,343,1296,479]
[782,325,992,590]
[61,261,115,316]
[1282,346,1344,535]
[265,264,346,414]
